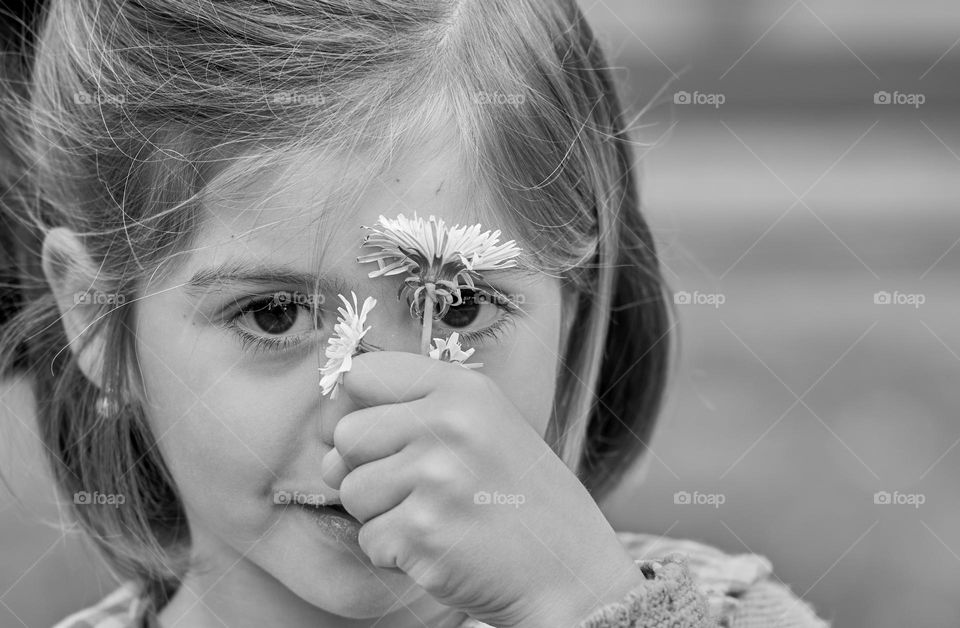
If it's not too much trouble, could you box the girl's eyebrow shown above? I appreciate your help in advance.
[183,260,353,298]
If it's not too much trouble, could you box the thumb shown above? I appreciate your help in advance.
[341,350,461,407]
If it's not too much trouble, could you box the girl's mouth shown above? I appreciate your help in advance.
[297,501,356,521]
[320,503,351,517]
[294,501,364,548]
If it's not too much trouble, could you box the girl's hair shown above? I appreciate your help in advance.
[0,0,673,606]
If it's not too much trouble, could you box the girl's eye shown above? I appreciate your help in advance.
[436,287,518,345]
[226,292,320,354]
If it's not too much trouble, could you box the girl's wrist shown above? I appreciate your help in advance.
[512,552,712,628]
[572,553,713,628]
[513,549,652,628]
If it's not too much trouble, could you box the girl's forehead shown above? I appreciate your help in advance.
[194,140,490,268]
[204,145,481,237]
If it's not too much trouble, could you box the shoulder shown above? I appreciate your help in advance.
[615,531,832,628]
[51,581,152,628]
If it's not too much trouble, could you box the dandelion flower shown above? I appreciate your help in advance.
[318,291,377,399]
[357,212,522,354]
[429,332,483,370]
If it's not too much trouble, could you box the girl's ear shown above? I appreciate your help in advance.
[41,227,109,389]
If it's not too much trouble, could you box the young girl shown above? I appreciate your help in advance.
[0,1,830,626]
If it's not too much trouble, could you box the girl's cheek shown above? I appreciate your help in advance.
[484,331,559,438]
[146,383,298,532]
[135,319,294,513]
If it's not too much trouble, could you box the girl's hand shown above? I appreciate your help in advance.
[320,351,648,628]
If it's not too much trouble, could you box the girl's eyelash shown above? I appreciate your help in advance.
[454,315,516,346]
[229,324,310,355]
[225,286,520,355]
[440,286,520,346]
[224,291,320,356]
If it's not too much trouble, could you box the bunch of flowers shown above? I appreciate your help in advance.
[318,212,521,398]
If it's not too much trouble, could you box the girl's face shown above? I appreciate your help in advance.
[133,137,567,626]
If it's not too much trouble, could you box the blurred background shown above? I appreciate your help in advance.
[2,1,959,627]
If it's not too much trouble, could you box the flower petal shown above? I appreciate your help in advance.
[428,332,483,369]
[357,212,523,324]
[319,292,377,398]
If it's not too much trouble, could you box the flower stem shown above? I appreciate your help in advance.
[420,289,435,355]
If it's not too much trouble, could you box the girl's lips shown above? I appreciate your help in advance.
[295,502,364,548]
[301,502,352,518]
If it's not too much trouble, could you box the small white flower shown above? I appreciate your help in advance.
[319,291,377,399]
[428,332,483,370]
[357,212,522,320]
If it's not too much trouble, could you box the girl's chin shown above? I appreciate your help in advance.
[264,521,417,616]
[283,569,423,621]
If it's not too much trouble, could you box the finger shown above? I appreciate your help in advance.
[357,502,411,572]
[333,403,425,470]
[320,447,349,490]
[339,448,415,524]
[342,350,472,408]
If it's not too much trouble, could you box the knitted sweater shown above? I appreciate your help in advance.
[52,532,830,628]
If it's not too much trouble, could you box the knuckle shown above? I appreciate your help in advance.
[409,559,453,598]
[407,502,438,535]
[417,453,458,490]
[436,407,473,443]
